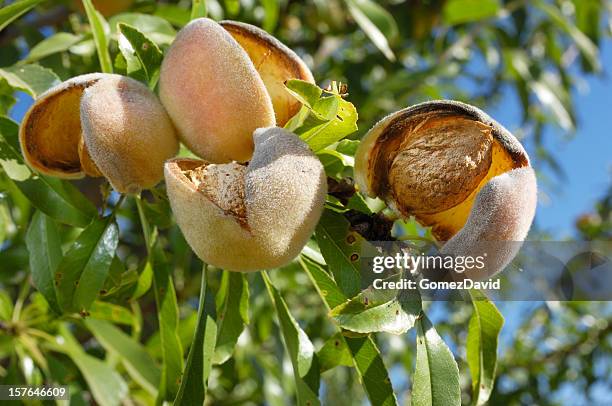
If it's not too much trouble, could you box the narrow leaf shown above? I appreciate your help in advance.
[55,217,119,313]
[413,315,461,406]
[213,271,249,364]
[152,242,184,401]
[331,279,421,335]
[118,23,163,87]
[300,255,348,309]
[317,332,353,372]
[315,209,363,297]
[301,250,398,406]
[86,318,161,397]
[467,291,504,406]
[82,0,113,73]
[345,336,398,406]
[0,116,96,227]
[89,301,134,325]
[0,0,43,32]
[345,0,397,61]
[25,32,83,62]
[25,211,62,314]
[442,0,500,25]
[191,0,208,20]
[263,272,321,406]
[174,266,217,405]
[0,64,61,97]
[53,325,127,406]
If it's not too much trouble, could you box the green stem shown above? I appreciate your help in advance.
[191,0,208,20]
[174,263,217,405]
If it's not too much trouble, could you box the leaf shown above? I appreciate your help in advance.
[318,332,353,372]
[300,256,348,309]
[285,79,323,108]
[0,117,96,227]
[261,0,280,31]
[315,209,363,297]
[25,211,62,314]
[345,336,398,406]
[534,0,601,71]
[109,13,176,45]
[0,0,43,31]
[0,290,13,321]
[151,242,184,402]
[0,64,61,98]
[213,271,249,364]
[442,0,500,25]
[117,23,163,87]
[330,276,421,335]
[263,272,321,406]
[25,32,83,62]
[54,324,128,406]
[55,217,119,314]
[285,80,358,152]
[86,318,161,397]
[82,0,113,73]
[318,150,351,179]
[89,301,134,325]
[345,0,397,61]
[191,0,208,20]
[303,244,398,406]
[412,315,461,406]
[466,291,504,406]
[174,266,218,405]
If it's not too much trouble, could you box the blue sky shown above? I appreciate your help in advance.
[487,39,612,238]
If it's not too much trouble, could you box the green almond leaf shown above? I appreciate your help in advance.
[213,271,249,364]
[534,0,600,72]
[25,32,84,62]
[151,242,184,401]
[298,96,359,152]
[109,13,176,45]
[0,64,61,98]
[442,0,500,25]
[345,336,398,406]
[118,23,163,87]
[330,273,421,335]
[315,209,363,297]
[300,255,348,309]
[263,272,321,406]
[82,0,113,73]
[261,0,279,31]
[86,318,161,397]
[318,150,350,179]
[335,139,360,156]
[25,211,62,315]
[223,0,240,16]
[55,217,119,314]
[301,245,397,406]
[131,259,153,300]
[413,315,461,406]
[55,324,128,406]
[174,266,217,405]
[467,291,504,406]
[191,0,208,20]
[155,5,191,27]
[285,79,323,109]
[318,332,353,372]
[89,301,134,325]
[345,0,397,61]
[0,290,13,321]
[0,117,96,227]
[0,0,43,32]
